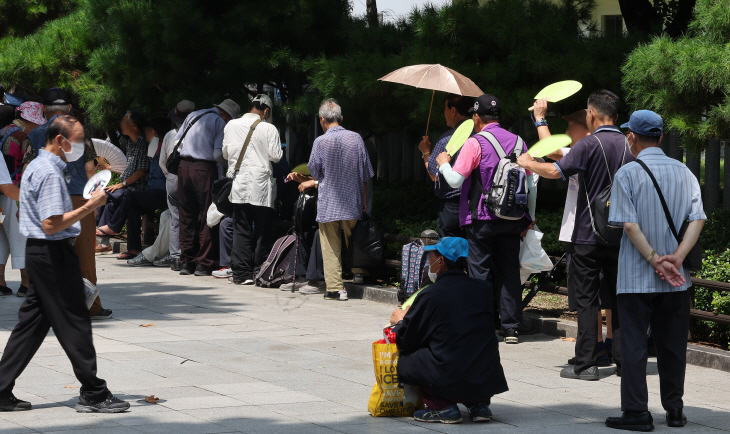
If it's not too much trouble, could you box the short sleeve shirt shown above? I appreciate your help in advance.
[20,150,80,239]
[120,135,149,191]
[308,126,374,223]
[609,147,706,294]
[553,125,635,245]
[427,121,467,200]
[175,108,225,161]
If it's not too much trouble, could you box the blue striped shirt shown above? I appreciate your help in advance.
[308,126,374,223]
[20,150,81,240]
[608,147,705,294]
[427,123,465,200]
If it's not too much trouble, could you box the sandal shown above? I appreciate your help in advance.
[116,251,136,260]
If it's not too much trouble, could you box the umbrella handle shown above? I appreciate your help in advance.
[425,89,435,136]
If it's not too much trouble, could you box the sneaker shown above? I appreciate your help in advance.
[560,365,599,381]
[414,404,462,424]
[298,280,326,294]
[0,286,12,296]
[213,267,233,279]
[193,264,213,276]
[503,328,519,344]
[171,258,182,272]
[16,285,27,297]
[76,394,130,413]
[467,403,492,422]
[324,289,347,301]
[91,308,113,320]
[127,253,153,267]
[280,277,307,291]
[0,395,31,412]
[153,254,173,267]
[180,262,196,276]
[353,273,365,284]
[229,277,254,285]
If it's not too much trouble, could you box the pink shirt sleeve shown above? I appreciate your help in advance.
[452,137,481,177]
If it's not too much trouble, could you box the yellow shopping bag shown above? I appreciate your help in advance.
[367,341,424,417]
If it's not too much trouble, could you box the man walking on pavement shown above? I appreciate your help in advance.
[605,110,705,431]
[307,99,374,301]
[0,116,129,413]
[24,88,113,320]
[517,90,633,380]
[417,94,473,238]
[223,94,282,285]
[175,99,240,276]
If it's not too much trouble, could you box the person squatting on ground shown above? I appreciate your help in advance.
[0,116,129,413]
[390,237,508,424]
[604,110,705,431]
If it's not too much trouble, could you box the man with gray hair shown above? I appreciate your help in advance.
[306,98,374,301]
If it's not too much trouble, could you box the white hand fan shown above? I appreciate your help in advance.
[92,138,127,173]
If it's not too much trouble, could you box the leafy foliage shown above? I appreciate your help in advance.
[0,0,81,38]
[622,0,730,150]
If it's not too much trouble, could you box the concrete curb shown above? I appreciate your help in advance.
[348,282,730,373]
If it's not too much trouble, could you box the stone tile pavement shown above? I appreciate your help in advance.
[0,257,728,433]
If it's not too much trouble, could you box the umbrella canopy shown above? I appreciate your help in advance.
[379,64,483,97]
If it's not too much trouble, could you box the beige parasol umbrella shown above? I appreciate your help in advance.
[379,64,484,134]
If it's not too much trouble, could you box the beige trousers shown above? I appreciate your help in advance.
[318,220,362,292]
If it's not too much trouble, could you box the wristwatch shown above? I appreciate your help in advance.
[534,118,548,127]
[122,180,127,187]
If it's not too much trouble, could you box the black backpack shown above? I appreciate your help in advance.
[584,135,628,246]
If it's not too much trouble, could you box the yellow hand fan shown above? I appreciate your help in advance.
[528,80,583,111]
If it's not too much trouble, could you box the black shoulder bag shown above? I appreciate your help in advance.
[212,119,261,217]
[634,159,703,272]
[165,111,214,175]
[584,135,627,246]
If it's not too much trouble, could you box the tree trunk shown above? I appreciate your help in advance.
[367,0,378,26]
[618,0,660,35]
[724,142,730,209]
[705,139,721,211]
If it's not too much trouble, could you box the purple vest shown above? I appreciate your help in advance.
[459,127,530,226]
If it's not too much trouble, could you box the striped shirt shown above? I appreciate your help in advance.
[427,122,465,200]
[608,147,706,294]
[308,126,374,223]
[20,150,80,240]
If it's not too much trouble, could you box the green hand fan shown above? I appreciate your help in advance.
[445,119,475,156]
[528,134,572,158]
[528,80,582,111]
[291,162,310,176]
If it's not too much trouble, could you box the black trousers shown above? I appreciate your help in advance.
[437,197,462,238]
[178,160,219,267]
[231,203,274,280]
[619,291,690,412]
[127,189,168,252]
[570,243,622,372]
[464,219,522,330]
[0,239,109,401]
[286,227,325,281]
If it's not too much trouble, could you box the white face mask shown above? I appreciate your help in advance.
[147,136,159,158]
[62,136,85,162]
[426,258,444,283]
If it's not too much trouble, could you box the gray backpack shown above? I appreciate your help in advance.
[468,131,528,221]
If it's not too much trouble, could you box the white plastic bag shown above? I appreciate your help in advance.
[83,278,100,310]
[206,203,224,227]
[519,228,553,284]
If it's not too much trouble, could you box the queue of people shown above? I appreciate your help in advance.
[0,82,705,432]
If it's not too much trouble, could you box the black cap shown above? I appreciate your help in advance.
[42,88,72,105]
[468,94,502,115]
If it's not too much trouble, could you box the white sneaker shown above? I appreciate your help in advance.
[213,267,232,279]
[353,273,364,284]
[228,277,255,285]
[339,289,348,301]
[280,277,307,291]
[298,280,326,294]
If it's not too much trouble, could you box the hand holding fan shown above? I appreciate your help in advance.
[291,162,311,176]
[83,170,112,199]
[528,134,572,158]
[92,139,127,174]
[528,80,582,111]
[445,119,475,156]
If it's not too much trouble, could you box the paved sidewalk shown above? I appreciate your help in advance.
[0,257,728,433]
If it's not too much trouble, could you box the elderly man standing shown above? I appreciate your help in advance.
[604,111,705,431]
[24,88,111,319]
[307,99,374,301]
[222,94,281,285]
[175,99,240,276]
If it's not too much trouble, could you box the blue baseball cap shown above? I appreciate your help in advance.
[423,237,469,262]
[621,110,663,137]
